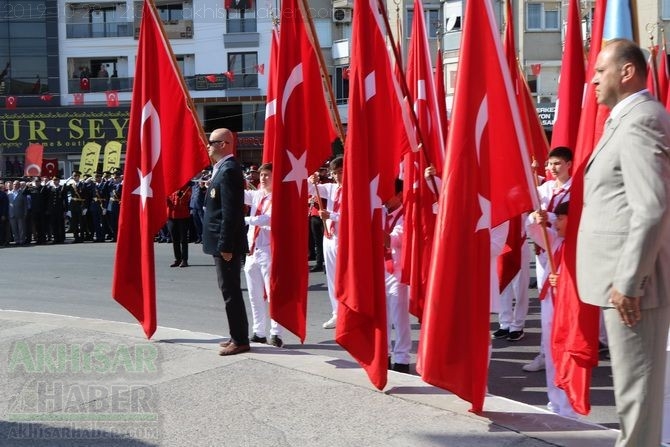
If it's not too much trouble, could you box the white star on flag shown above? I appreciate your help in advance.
[475,194,491,233]
[283,150,308,196]
[369,174,382,219]
[132,169,154,209]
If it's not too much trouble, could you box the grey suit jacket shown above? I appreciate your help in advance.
[577,92,670,309]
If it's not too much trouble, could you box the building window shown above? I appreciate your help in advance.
[406,8,440,38]
[226,1,257,33]
[228,52,258,88]
[0,0,48,96]
[157,3,184,21]
[334,66,350,105]
[663,0,670,19]
[526,2,560,31]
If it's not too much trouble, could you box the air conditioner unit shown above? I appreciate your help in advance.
[332,7,352,23]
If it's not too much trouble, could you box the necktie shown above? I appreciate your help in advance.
[384,209,401,274]
[325,187,341,238]
[249,194,270,253]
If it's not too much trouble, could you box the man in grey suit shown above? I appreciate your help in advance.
[577,38,670,446]
[202,128,250,356]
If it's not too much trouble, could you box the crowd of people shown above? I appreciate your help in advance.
[2,38,669,447]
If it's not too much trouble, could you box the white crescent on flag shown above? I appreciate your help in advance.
[132,100,162,207]
[25,163,41,176]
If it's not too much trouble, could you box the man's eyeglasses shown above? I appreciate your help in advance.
[208,140,222,146]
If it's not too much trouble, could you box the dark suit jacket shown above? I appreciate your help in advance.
[202,156,248,256]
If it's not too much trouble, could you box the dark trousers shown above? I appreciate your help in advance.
[167,218,189,262]
[214,254,249,345]
[310,216,325,267]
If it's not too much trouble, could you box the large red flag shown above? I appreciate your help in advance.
[269,0,335,342]
[498,0,545,294]
[335,0,410,390]
[551,0,586,150]
[261,27,278,164]
[552,0,607,415]
[659,34,669,106]
[24,143,44,177]
[434,48,449,149]
[401,0,446,320]
[417,0,536,412]
[112,0,209,339]
[646,45,660,99]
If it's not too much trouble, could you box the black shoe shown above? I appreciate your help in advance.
[392,363,410,374]
[179,260,189,268]
[492,328,510,339]
[269,335,283,348]
[309,265,324,272]
[170,260,180,267]
[250,334,267,344]
[507,330,525,341]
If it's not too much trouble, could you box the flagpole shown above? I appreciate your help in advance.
[143,0,207,145]
[375,0,439,198]
[296,0,346,145]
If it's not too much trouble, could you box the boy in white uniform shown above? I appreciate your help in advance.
[526,202,578,418]
[308,157,343,329]
[383,180,412,373]
[243,163,284,347]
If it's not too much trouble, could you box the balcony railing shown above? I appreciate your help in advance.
[226,18,257,33]
[134,19,193,39]
[189,74,258,90]
[68,77,134,93]
[66,21,135,38]
[66,75,258,94]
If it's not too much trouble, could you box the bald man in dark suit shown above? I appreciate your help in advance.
[202,128,250,355]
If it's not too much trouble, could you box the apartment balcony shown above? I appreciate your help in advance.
[134,19,193,39]
[190,73,258,90]
[66,21,135,38]
[68,77,134,93]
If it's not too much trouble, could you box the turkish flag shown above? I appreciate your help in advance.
[40,93,53,102]
[497,0,547,291]
[334,0,411,391]
[24,143,44,177]
[551,0,586,150]
[106,90,119,107]
[646,46,660,99]
[73,93,85,105]
[261,28,278,164]
[268,0,335,342]
[659,36,669,105]
[552,0,606,415]
[503,0,548,169]
[223,71,235,82]
[6,96,16,109]
[401,0,446,321]
[434,48,449,149]
[80,77,90,91]
[112,0,210,339]
[531,63,542,76]
[417,0,536,412]
[254,63,265,75]
[205,74,217,83]
[42,158,58,178]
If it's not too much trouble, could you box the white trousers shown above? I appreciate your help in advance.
[323,235,338,316]
[243,249,283,337]
[498,246,531,331]
[386,272,411,365]
[542,296,577,418]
